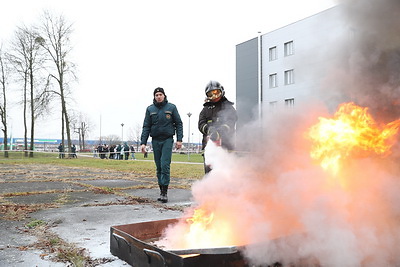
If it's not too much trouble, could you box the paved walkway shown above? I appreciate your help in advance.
[0,163,196,266]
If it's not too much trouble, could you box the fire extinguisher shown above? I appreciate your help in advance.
[208,126,222,146]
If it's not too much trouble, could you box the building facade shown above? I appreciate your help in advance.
[236,6,349,129]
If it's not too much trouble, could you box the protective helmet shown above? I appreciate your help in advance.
[205,80,225,101]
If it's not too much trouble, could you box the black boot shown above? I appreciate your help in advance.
[157,185,163,201]
[161,185,168,203]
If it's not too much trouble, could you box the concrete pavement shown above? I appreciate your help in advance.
[0,163,196,266]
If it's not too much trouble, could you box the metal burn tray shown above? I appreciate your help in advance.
[110,218,248,267]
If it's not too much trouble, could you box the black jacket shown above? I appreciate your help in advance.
[198,97,237,150]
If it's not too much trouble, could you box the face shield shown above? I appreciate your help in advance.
[206,89,222,102]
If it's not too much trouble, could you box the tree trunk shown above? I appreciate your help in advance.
[61,108,65,150]
[1,87,8,158]
[2,128,8,158]
[59,86,72,157]
[29,66,34,158]
[65,106,72,158]
[78,128,82,151]
[81,122,86,150]
[23,77,28,157]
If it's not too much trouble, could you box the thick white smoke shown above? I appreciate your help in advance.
[323,0,400,122]
[193,106,400,266]
[157,100,400,265]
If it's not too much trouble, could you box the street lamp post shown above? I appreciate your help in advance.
[121,123,124,142]
[187,112,192,160]
[99,114,102,144]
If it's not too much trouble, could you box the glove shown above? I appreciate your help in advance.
[208,126,220,141]
[219,124,230,135]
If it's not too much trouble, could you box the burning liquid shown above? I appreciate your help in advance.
[186,208,214,233]
[158,206,241,249]
[158,101,400,266]
[184,208,217,247]
[308,102,400,175]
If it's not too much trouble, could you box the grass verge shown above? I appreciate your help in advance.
[0,151,205,179]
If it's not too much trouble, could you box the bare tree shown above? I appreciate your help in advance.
[39,10,76,157]
[102,135,120,146]
[7,34,28,156]
[79,116,92,151]
[128,123,142,150]
[8,25,49,157]
[71,112,93,151]
[0,44,10,157]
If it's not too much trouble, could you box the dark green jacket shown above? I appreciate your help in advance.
[140,98,183,144]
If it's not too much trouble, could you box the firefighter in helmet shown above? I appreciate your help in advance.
[198,80,237,173]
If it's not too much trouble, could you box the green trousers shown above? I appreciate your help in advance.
[152,137,173,186]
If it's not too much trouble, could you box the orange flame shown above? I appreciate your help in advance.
[308,102,400,175]
[178,206,239,249]
[186,208,214,233]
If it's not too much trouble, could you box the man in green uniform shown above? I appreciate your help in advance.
[140,87,183,203]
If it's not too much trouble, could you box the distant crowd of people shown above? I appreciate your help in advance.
[57,143,77,158]
[94,142,138,160]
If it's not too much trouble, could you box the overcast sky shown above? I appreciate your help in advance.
[1,0,336,143]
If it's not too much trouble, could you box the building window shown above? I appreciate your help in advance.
[285,98,295,107]
[284,41,294,56]
[269,46,277,61]
[284,69,294,85]
[269,73,277,88]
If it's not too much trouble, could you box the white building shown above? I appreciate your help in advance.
[236,6,351,129]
